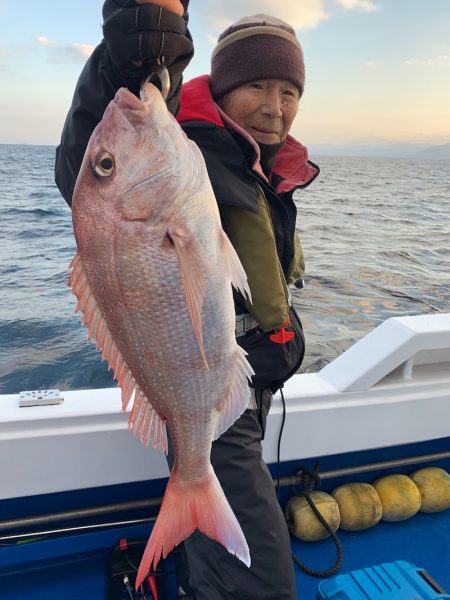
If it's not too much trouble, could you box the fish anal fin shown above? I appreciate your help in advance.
[129,386,168,453]
[68,252,167,451]
[220,230,252,303]
[167,225,209,370]
[213,345,254,440]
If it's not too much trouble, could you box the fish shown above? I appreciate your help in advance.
[68,82,254,588]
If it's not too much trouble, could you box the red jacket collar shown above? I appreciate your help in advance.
[177,75,318,193]
[177,75,224,127]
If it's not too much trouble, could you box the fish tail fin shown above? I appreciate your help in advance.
[135,468,250,589]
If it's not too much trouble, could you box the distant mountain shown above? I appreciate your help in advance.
[308,140,450,159]
[411,143,450,159]
[344,136,393,147]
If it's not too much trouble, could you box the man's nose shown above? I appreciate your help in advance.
[261,90,283,117]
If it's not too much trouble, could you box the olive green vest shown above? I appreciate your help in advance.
[220,185,305,332]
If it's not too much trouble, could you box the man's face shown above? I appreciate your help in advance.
[218,79,300,144]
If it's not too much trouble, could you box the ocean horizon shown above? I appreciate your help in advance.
[1,143,449,394]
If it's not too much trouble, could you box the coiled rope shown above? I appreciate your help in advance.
[289,464,343,577]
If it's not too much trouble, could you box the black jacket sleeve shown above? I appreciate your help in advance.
[55,0,193,207]
[55,42,122,207]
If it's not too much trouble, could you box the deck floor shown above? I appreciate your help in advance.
[293,508,450,597]
[1,508,449,599]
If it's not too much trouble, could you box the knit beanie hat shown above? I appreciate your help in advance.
[210,14,305,100]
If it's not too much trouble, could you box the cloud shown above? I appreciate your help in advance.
[336,0,380,11]
[35,34,94,62]
[69,43,95,60]
[207,34,218,48]
[364,61,381,68]
[202,0,330,31]
[199,0,382,35]
[405,55,450,67]
[35,35,58,47]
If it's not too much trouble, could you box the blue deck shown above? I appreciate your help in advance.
[0,511,449,599]
[283,437,450,597]
[293,510,450,597]
[1,438,449,599]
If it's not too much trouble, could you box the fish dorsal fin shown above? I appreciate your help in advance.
[220,230,252,303]
[167,225,209,370]
[68,252,168,453]
[213,345,254,440]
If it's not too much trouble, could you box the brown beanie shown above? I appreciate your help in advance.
[210,14,305,100]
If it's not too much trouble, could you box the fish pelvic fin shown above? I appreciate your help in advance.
[167,224,209,370]
[213,345,255,440]
[135,468,251,589]
[68,253,168,453]
[220,230,252,303]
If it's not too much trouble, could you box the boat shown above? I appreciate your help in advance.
[0,313,449,598]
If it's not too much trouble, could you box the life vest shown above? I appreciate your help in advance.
[177,75,319,332]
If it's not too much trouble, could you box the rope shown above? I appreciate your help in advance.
[289,465,344,578]
[276,387,287,501]
[275,388,343,577]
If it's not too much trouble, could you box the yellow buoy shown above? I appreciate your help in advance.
[410,467,450,513]
[331,483,382,531]
[373,474,422,522]
[285,491,340,541]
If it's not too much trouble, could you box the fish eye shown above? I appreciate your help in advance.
[94,153,115,177]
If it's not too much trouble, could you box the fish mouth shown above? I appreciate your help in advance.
[114,87,146,112]
[114,83,163,115]
[109,88,150,133]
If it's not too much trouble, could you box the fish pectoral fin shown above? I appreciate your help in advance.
[220,230,252,303]
[213,345,254,440]
[167,225,209,370]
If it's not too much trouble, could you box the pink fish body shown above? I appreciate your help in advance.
[68,83,254,587]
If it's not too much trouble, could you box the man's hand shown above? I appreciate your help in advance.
[102,0,193,85]
[136,0,184,15]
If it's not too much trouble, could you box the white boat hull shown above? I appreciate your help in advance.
[1,314,449,501]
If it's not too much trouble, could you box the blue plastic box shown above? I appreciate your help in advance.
[317,561,450,599]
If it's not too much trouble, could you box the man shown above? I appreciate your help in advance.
[55,2,319,598]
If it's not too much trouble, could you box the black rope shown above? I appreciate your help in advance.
[289,465,344,578]
[274,389,343,577]
[276,386,287,501]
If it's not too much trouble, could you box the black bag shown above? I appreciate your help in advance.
[238,305,305,393]
[105,537,178,600]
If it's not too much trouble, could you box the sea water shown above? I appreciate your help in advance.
[0,144,449,394]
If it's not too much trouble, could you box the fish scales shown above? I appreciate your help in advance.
[69,82,254,588]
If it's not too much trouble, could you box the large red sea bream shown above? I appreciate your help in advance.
[68,82,253,587]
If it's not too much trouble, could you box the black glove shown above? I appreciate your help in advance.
[102,0,193,111]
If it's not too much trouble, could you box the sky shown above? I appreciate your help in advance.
[1,0,450,146]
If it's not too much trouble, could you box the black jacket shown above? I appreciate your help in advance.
[55,39,319,392]
[176,76,319,390]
